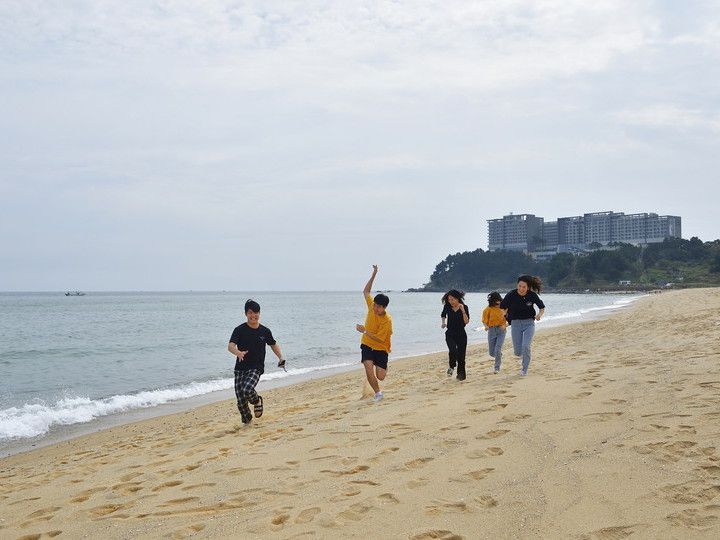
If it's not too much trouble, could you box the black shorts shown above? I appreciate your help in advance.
[360,344,389,370]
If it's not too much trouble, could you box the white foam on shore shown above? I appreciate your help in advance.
[0,362,352,441]
[541,295,642,323]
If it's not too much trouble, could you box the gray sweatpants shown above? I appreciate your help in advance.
[487,326,507,371]
[511,318,535,373]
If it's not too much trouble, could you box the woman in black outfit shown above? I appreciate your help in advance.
[441,289,470,380]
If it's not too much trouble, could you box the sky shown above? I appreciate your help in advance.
[1,1,719,291]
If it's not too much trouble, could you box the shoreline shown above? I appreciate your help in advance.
[0,296,642,459]
[2,289,719,538]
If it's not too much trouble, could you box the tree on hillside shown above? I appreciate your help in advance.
[427,249,542,290]
[547,253,574,286]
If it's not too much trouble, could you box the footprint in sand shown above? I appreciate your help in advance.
[225,466,260,476]
[583,412,623,422]
[152,480,183,492]
[425,499,471,515]
[666,508,718,530]
[461,468,495,481]
[270,512,291,529]
[181,482,217,491]
[338,501,374,522]
[330,488,362,502]
[88,503,128,518]
[475,495,498,508]
[348,479,379,486]
[466,447,504,459]
[370,447,400,461]
[660,481,720,504]
[441,438,465,449]
[376,493,400,504]
[402,457,434,470]
[699,465,720,475]
[9,497,42,506]
[440,424,470,432]
[111,482,143,495]
[70,486,107,503]
[295,507,321,524]
[169,523,206,539]
[579,524,644,539]
[410,530,463,540]
[17,533,63,540]
[477,429,510,440]
[320,465,370,476]
[22,506,61,525]
[160,497,200,507]
[406,477,429,489]
[500,414,531,423]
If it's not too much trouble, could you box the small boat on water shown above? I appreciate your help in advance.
[65,291,86,296]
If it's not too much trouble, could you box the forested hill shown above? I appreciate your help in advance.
[414,237,720,292]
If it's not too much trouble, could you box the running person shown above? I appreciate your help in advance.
[356,265,392,402]
[441,289,470,380]
[228,299,285,424]
[499,275,545,376]
[483,291,507,374]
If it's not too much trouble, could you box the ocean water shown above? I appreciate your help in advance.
[0,291,640,447]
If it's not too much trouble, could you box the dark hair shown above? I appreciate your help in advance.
[517,275,543,293]
[373,293,390,308]
[441,289,465,304]
[244,299,261,313]
[487,291,502,306]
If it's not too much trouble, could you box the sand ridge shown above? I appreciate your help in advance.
[1,288,719,539]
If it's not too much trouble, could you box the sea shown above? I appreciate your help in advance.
[0,291,641,455]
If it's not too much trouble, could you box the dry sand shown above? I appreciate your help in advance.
[1,288,720,539]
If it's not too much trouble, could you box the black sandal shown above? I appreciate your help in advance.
[254,395,264,418]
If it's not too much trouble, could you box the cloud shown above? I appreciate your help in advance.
[614,105,720,133]
[1,1,658,95]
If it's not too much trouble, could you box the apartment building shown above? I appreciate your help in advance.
[488,211,682,253]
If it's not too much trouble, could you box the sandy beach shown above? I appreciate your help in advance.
[1,288,719,539]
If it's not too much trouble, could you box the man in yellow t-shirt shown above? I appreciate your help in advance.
[356,265,393,402]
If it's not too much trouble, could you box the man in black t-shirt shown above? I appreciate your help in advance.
[228,299,285,424]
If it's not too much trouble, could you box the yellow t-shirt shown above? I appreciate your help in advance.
[361,294,393,353]
[482,306,507,328]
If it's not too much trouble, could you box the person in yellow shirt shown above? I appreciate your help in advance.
[355,265,392,402]
[482,292,508,374]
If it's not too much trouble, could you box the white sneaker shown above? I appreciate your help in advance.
[493,368,500,374]
[374,391,384,402]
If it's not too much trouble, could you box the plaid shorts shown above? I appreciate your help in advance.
[234,369,261,423]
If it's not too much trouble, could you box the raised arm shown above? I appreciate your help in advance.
[363,265,379,296]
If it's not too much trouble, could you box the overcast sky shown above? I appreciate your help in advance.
[1,1,719,291]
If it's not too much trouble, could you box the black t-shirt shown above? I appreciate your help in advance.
[441,303,470,334]
[500,290,545,320]
[229,323,277,373]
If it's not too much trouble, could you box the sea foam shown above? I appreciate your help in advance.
[0,362,352,441]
